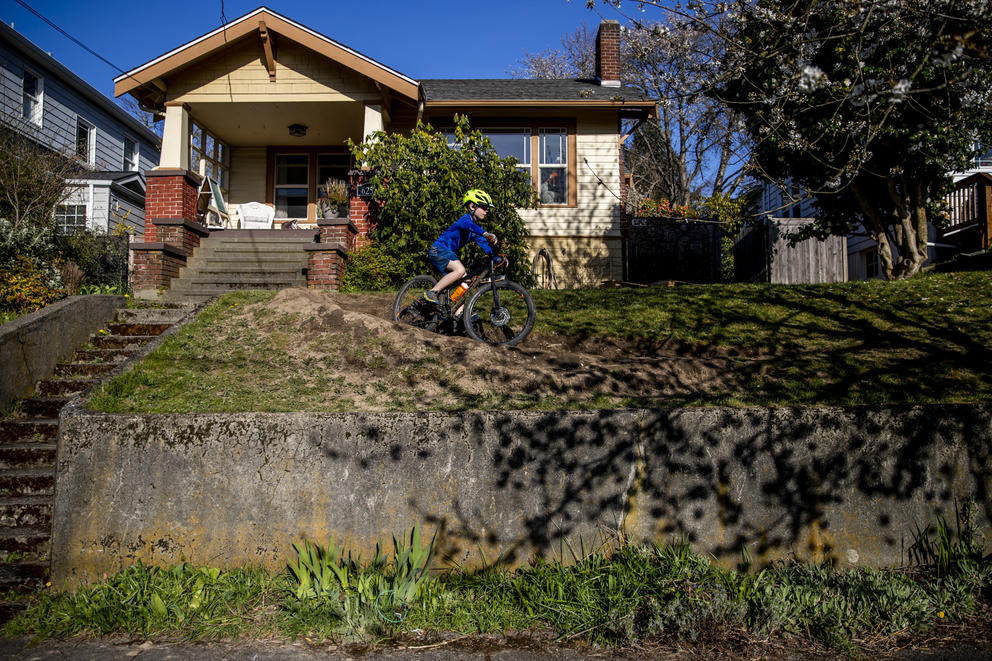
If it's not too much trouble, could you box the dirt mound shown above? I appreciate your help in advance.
[240,289,751,410]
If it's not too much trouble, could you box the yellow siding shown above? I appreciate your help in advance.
[169,38,379,104]
[228,147,266,206]
[528,236,623,288]
[520,112,621,238]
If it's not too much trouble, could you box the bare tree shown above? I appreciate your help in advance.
[508,25,596,79]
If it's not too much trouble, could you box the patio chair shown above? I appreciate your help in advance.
[237,201,275,229]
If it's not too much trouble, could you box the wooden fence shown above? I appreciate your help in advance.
[735,219,847,284]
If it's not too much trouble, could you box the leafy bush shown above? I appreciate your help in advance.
[0,259,62,315]
[339,242,408,292]
[347,115,535,287]
[55,229,129,288]
[0,218,59,272]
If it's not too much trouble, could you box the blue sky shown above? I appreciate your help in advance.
[2,0,615,99]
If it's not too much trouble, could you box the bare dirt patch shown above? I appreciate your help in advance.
[235,289,760,410]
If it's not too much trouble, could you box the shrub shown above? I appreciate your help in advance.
[0,259,62,314]
[55,229,129,288]
[340,242,408,292]
[348,115,535,287]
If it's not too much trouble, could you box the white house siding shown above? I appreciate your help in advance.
[519,112,623,287]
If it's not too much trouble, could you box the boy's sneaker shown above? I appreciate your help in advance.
[421,290,439,305]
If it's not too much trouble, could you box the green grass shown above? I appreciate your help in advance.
[5,529,989,652]
[86,270,992,412]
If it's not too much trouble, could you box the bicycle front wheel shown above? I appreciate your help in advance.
[393,275,437,328]
[463,280,536,346]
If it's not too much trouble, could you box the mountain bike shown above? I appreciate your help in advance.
[393,254,536,347]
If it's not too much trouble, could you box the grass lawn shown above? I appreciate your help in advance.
[88,270,992,412]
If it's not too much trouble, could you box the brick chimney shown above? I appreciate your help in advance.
[596,20,621,87]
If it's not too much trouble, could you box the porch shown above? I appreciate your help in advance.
[942,172,992,254]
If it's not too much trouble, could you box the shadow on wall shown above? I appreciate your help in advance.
[338,405,992,569]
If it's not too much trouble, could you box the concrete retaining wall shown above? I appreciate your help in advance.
[52,404,992,588]
[0,295,125,412]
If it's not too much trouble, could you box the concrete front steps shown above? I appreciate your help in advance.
[0,304,186,589]
[164,230,316,304]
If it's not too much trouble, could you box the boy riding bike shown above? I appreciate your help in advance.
[421,189,499,305]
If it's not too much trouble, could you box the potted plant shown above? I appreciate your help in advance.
[319,178,349,218]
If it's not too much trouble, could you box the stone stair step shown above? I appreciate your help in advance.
[0,420,58,443]
[0,469,54,498]
[36,378,95,397]
[115,307,186,324]
[16,397,71,419]
[194,264,305,274]
[0,444,57,470]
[53,362,115,378]
[0,526,51,554]
[73,348,135,363]
[0,496,52,528]
[106,322,172,336]
[92,335,154,350]
[0,562,49,589]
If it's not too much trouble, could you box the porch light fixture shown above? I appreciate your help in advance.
[288,123,308,137]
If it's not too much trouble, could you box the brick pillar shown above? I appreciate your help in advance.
[306,219,358,290]
[596,20,621,87]
[348,169,376,250]
[131,169,208,297]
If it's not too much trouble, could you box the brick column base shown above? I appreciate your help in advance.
[131,243,188,294]
[305,244,349,289]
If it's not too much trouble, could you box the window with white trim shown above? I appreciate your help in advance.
[538,128,568,205]
[22,69,42,125]
[190,121,229,198]
[441,122,574,206]
[55,204,86,233]
[123,136,139,171]
[274,154,309,219]
[75,118,94,164]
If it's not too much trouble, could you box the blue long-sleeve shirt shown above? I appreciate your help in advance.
[432,214,493,255]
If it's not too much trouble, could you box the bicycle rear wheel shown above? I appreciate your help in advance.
[393,275,438,329]
[463,280,536,346]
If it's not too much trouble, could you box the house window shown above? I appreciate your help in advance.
[123,136,139,171]
[190,121,229,198]
[22,69,42,125]
[539,128,568,204]
[865,248,880,279]
[441,121,576,206]
[55,204,87,233]
[274,154,309,219]
[75,118,94,164]
[973,142,992,169]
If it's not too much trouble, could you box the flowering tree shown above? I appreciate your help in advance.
[712,0,992,280]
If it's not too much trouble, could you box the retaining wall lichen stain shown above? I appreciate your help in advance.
[50,407,992,588]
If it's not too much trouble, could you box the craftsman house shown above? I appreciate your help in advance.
[115,7,655,297]
[0,22,160,235]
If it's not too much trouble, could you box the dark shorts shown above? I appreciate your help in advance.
[428,245,459,274]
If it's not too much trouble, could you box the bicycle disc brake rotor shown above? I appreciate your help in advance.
[489,306,511,326]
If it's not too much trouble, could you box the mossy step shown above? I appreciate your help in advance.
[73,348,135,363]
[0,526,51,554]
[92,335,154,350]
[0,469,54,498]
[0,496,52,528]
[54,362,115,378]
[0,562,49,589]
[36,378,94,397]
[17,397,72,418]
[0,420,58,443]
[0,443,57,470]
[106,323,171,336]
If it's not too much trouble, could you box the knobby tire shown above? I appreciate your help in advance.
[393,275,438,330]
[463,280,536,347]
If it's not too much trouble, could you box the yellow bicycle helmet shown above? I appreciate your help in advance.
[462,189,494,208]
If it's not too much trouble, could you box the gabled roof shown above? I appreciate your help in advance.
[0,22,160,146]
[114,6,419,103]
[421,79,656,111]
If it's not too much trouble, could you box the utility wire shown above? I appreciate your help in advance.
[14,0,126,74]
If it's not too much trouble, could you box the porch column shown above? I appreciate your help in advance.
[363,104,383,142]
[159,103,191,170]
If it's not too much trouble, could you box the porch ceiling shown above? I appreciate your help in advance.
[189,101,365,146]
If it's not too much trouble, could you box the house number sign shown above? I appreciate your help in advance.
[356,183,374,198]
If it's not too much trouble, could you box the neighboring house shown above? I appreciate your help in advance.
[113,7,656,292]
[0,21,160,235]
[757,147,992,281]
